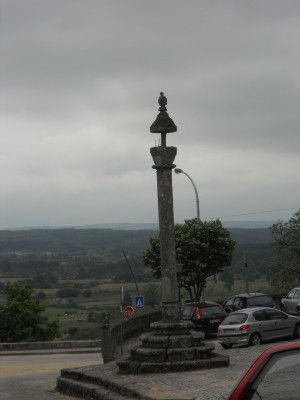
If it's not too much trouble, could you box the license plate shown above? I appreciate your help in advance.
[210,319,221,323]
[225,329,235,333]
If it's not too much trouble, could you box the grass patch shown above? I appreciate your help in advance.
[37,278,276,340]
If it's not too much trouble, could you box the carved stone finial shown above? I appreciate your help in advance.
[158,92,167,111]
[150,92,177,146]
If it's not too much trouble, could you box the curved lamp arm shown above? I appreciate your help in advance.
[174,168,200,220]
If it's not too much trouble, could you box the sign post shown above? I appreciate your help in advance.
[120,286,123,356]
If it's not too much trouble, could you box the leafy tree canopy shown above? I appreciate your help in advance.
[142,218,236,301]
[219,267,234,291]
[267,210,300,290]
[0,280,60,342]
[144,284,161,308]
[56,287,81,298]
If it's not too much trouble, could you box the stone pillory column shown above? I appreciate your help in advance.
[150,92,180,323]
[116,93,230,374]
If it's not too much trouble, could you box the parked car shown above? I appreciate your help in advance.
[180,301,226,335]
[217,307,300,349]
[226,341,300,399]
[280,287,300,316]
[223,293,275,314]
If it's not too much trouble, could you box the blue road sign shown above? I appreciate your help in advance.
[135,296,144,309]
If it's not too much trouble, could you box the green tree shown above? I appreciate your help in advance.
[219,267,234,291]
[31,272,58,289]
[0,280,60,342]
[267,210,300,290]
[56,288,81,298]
[35,291,46,300]
[144,284,161,308]
[142,218,236,301]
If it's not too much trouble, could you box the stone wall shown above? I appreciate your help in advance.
[102,309,162,363]
[0,340,101,351]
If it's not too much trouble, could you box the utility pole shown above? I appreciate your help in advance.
[244,251,249,293]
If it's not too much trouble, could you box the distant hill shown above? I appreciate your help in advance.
[0,225,273,255]
[0,224,276,282]
[4,220,276,231]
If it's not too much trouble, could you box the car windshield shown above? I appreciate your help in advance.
[181,305,194,318]
[199,305,224,317]
[251,349,300,400]
[221,313,248,325]
[181,304,224,318]
[247,295,273,306]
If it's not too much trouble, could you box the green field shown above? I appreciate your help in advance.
[35,277,276,340]
[0,277,276,340]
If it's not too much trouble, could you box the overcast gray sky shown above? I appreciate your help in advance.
[1,0,299,230]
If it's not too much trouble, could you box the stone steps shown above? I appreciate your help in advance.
[57,366,143,400]
[118,353,229,374]
[116,322,229,374]
[57,377,130,400]
[130,343,215,362]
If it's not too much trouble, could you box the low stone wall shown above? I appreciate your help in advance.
[0,340,101,351]
[102,309,162,363]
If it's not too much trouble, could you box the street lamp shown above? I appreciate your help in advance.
[174,168,200,220]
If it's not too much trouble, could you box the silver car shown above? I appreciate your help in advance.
[281,287,300,316]
[217,307,300,349]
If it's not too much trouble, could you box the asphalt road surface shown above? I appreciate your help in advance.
[0,352,102,400]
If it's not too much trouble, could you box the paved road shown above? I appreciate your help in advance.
[2,338,299,400]
[0,352,102,400]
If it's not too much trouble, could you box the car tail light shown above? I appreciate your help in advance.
[195,307,201,320]
[240,324,250,331]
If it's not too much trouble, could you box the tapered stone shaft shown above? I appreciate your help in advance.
[150,146,180,322]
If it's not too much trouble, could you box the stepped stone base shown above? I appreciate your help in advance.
[117,321,229,374]
[118,353,229,374]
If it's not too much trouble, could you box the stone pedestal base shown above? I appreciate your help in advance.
[117,321,229,374]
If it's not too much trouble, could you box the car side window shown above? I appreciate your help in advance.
[265,309,287,320]
[253,310,270,321]
[287,289,296,299]
[233,297,242,307]
[224,298,234,306]
[181,306,193,318]
[295,290,300,300]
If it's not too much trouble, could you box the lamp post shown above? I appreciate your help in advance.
[174,168,200,220]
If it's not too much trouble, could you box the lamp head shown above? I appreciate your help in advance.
[174,168,183,174]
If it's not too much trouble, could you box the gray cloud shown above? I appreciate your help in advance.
[1,0,299,229]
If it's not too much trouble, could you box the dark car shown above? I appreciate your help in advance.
[223,293,275,314]
[180,301,226,335]
[227,341,300,399]
[280,287,300,316]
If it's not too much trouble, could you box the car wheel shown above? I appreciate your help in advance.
[249,333,262,346]
[294,323,300,338]
[221,343,232,349]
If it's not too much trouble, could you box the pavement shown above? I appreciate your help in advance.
[57,336,300,400]
[0,351,102,400]
[0,347,101,357]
